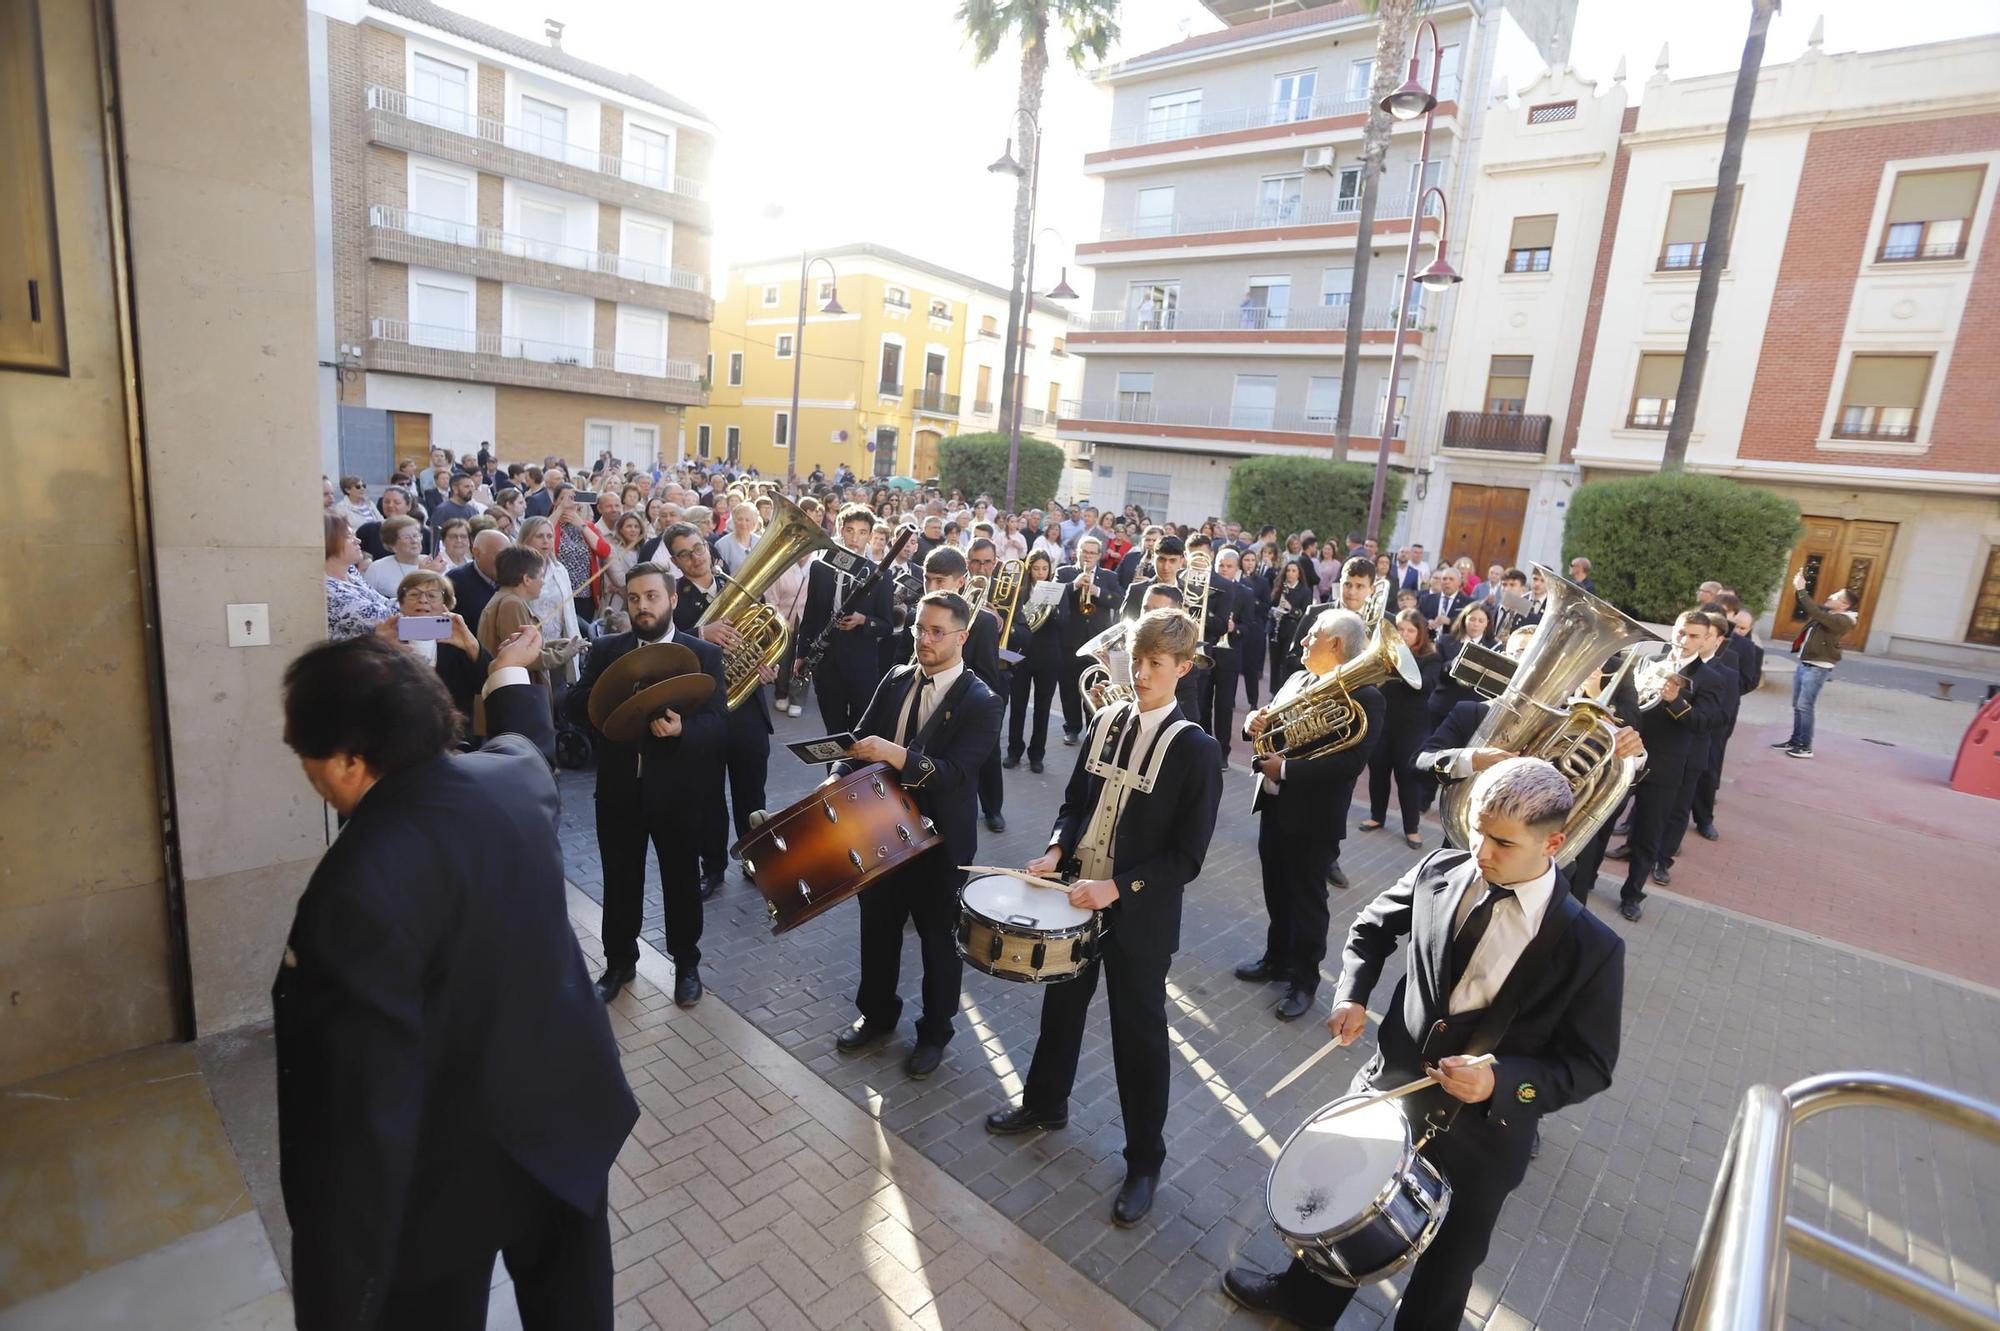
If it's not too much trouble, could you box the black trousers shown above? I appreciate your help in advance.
[1007,662,1059,762]
[1058,651,1092,737]
[1618,778,1677,905]
[814,655,878,736]
[855,854,963,1048]
[597,794,702,969]
[1691,730,1731,830]
[1367,716,1426,835]
[1656,761,1707,870]
[701,710,771,877]
[1020,928,1173,1174]
[1566,810,1619,903]
[1270,633,1298,696]
[1197,649,1240,759]
[1238,629,1267,707]
[1258,816,1337,994]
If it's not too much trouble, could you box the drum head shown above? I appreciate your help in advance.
[962,874,1092,930]
[1269,1096,1412,1237]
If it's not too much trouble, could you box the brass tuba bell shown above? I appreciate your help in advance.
[1252,605,1419,762]
[695,492,851,709]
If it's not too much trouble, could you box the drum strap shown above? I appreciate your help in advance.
[1076,704,1194,877]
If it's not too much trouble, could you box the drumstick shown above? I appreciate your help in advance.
[1281,1053,1501,1118]
[959,865,1074,893]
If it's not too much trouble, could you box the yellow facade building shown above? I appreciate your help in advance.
[691,242,1082,481]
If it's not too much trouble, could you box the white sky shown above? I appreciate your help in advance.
[458,0,1997,307]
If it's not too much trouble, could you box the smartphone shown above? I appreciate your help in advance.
[398,614,453,642]
[572,490,600,506]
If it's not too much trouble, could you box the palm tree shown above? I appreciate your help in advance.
[1662,0,1778,471]
[959,0,1120,431]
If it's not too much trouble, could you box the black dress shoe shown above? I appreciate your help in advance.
[1029,759,1044,774]
[1234,957,1278,983]
[905,1043,944,1079]
[674,967,702,1008]
[1002,753,1022,769]
[1605,844,1633,861]
[836,1018,894,1054]
[985,812,1007,834]
[1613,818,1632,836]
[1112,1171,1157,1226]
[1221,1267,1334,1328]
[1327,860,1349,890]
[1620,900,1643,922]
[984,1103,1067,1135]
[596,965,635,1004]
[699,872,724,901]
[1697,823,1720,841]
[1652,864,1671,887]
[1062,731,1079,746]
[1275,988,1313,1022]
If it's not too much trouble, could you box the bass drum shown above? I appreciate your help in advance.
[955,874,1099,983]
[1266,1095,1451,1288]
[733,763,940,934]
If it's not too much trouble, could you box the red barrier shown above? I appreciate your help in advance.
[1949,692,2000,799]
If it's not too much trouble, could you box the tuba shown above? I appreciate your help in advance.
[1438,565,1661,866]
[1076,619,1136,717]
[695,492,848,709]
[1252,605,1419,762]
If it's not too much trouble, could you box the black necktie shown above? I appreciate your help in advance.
[1449,884,1516,989]
[900,674,932,745]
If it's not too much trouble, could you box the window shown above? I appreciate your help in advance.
[1231,374,1278,429]
[1628,353,1684,428]
[975,364,993,409]
[761,284,780,307]
[1506,216,1555,273]
[1134,186,1176,238]
[585,421,615,455]
[1527,100,1578,124]
[885,285,910,309]
[724,425,740,461]
[1377,373,1412,435]
[1967,546,2000,646]
[704,353,713,383]
[979,314,997,336]
[774,411,790,447]
[409,161,476,244]
[515,197,569,265]
[1347,59,1374,102]
[1127,281,1179,329]
[879,341,903,394]
[1879,167,1983,262]
[622,123,671,189]
[1256,174,1304,226]
[1052,336,1066,355]
[1273,69,1318,123]
[518,95,568,162]
[929,298,951,320]
[1406,157,1444,210]
[727,350,743,386]
[775,332,794,359]
[411,53,471,132]
[1336,165,1363,212]
[1144,89,1202,143]
[618,214,672,283]
[1321,266,1354,307]
[1306,376,1342,425]
[509,290,571,360]
[1390,273,1425,322]
[1126,471,1172,517]
[1659,187,1740,271]
[1485,356,1532,413]
[1116,371,1154,420]
[629,424,659,461]
[1436,44,1462,100]
[615,306,668,376]
[818,277,836,304]
[1834,354,1931,441]
[696,423,712,459]
[1243,275,1291,329]
[411,273,474,351]
[1046,382,1061,417]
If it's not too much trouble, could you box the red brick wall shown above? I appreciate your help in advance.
[1560,107,1639,462]
[1740,114,2000,473]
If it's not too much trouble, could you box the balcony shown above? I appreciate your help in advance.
[913,388,962,417]
[927,306,954,323]
[1625,408,1675,430]
[1058,397,1407,452]
[1069,301,1419,353]
[1656,242,1709,272]
[1441,410,1552,455]
[878,379,904,397]
[365,87,710,228]
[1019,407,1051,428]
[1086,191,1438,249]
[1876,237,1969,263]
[365,205,712,319]
[1094,80,1461,155]
[976,325,1001,340]
[365,317,704,405]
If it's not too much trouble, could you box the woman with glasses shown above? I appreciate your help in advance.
[391,569,488,724]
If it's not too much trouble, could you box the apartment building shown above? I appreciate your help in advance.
[311,0,714,478]
[691,243,1081,481]
[1057,0,1575,526]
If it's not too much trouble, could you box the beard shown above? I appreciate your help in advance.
[632,610,667,640]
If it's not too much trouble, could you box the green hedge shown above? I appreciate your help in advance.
[1563,473,1801,620]
[1224,456,1404,544]
[938,432,1066,511]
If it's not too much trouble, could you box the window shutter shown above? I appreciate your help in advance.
[1486,356,1532,402]
[1664,190,1715,244]
[1509,215,1557,249]
[1842,355,1931,407]
[1887,168,1984,223]
[1635,353,1684,399]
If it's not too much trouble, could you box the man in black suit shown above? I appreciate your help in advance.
[447,529,511,634]
[986,608,1223,1227]
[276,629,637,1330]
[1239,606,1384,1014]
[1418,566,1468,638]
[962,538,1011,833]
[1689,603,1760,840]
[661,523,774,895]
[1654,610,1741,882]
[833,591,1004,1079]
[1118,535,1184,620]
[1225,758,1624,1330]
[798,504,891,734]
[1195,544,1250,768]
[1055,534,1120,744]
[1115,524,1164,589]
[567,563,729,1004]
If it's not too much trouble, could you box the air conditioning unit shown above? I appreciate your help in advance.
[1303,145,1337,173]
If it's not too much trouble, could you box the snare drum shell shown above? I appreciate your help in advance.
[1266,1096,1453,1288]
[955,912,1097,983]
[732,763,941,934]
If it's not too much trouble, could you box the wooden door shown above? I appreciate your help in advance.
[1771,517,1896,650]
[911,429,940,480]
[390,411,431,466]
[1440,483,1528,572]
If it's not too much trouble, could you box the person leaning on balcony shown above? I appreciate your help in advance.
[1774,572,1855,761]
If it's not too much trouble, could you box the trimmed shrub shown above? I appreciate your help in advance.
[1225,456,1405,545]
[937,432,1066,511]
[1563,473,1801,620]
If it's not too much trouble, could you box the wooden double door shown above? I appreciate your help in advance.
[1772,516,1896,651]
[1441,483,1528,574]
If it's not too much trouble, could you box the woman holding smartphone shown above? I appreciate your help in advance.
[389,569,489,725]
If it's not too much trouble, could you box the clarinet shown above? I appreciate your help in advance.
[793,527,917,691]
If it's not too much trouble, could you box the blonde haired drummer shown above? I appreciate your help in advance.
[983,608,1223,1228]
[1224,755,1626,1330]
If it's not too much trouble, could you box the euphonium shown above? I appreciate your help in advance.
[1075,619,1136,717]
[695,492,849,709]
[1252,606,1420,761]
[1437,565,1662,866]
[990,559,1026,658]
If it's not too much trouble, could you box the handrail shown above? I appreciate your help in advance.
[1677,1072,2000,1331]
[367,204,706,291]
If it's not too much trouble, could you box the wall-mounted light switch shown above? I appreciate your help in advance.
[226,603,271,647]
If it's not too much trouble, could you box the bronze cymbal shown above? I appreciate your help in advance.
[602,673,717,742]
[587,642,702,731]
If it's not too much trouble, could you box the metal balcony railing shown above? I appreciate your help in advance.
[1441,410,1552,453]
[1101,191,1437,243]
[1060,397,1405,438]
[1626,408,1675,430]
[878,379,904,397]
[1657,241,1710,272]
[366,87,707,200]
[1019,407,1050,427]
[1102,78,1461,150]
[976,325,1001,339]
[367,205,706,291]
[1076,302,1412,334]
[927,306,954,322]
[913,388,962,415]
[368,317,700,382]
[1877,237,1969,262]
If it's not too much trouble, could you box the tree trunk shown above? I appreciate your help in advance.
[1662,0,1775,472]
[1334,0,1415,532]
[997,26,1048,434]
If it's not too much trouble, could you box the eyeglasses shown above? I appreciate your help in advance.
[400,589,447,607]
[914,625,964,641]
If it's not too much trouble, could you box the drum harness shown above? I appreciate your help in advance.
[1069,699,1197,898]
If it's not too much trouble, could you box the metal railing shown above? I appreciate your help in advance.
[1877,237,1969,262]
[1442,410,1552,452]
[366,87,706,200]
[1677,1072,2000,1331]
[1076,302,1413,334]
[927,306,954,322]
[368,317,700,382]
[878,379,904,397]
[1019,407,1051,427]
[1060,397,1405,438]
[1657,242,1710,272]
[913,388,962,415]
[1102,78,1461,150]
[1099,190,1437,243]
[976,325,1000,339]
[367,205,706,291]
[1626,408,1675,430]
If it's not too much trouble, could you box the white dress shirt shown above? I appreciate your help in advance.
[1447,859,1559,1014]
[897,660,963,744]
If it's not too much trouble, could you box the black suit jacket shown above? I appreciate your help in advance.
[1418,699,1489,778]
[799,551,892,680]
[447,562,503,635]
[275,680,637,1330]
[1334,849,1623,1130]
[964,608,1004,694]
[1048,702,1222,957]
[566,629,729,821]
[671,577,774,734]
[836,663,1003,872]
[1678,654,1740,774]
[1055,564,1121,648]
[1418,590,1467,627]
[1251,682,1383,838]
[1115,546,1152,589]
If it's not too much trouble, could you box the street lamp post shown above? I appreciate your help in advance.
[1366,18,1462,544]
[786,253,845,487]
[988,115,1076,512]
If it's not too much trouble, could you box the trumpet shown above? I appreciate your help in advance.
[1075,563,1097,615]
[1634,648,1692,710]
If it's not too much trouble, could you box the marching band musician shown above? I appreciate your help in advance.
[660,522,775,896]
[1225,758,1624,1331]
[1198,545,1251,770]
[1002,552,1063,774]
[565,563,729,1007]
[1055,535,1121,746]
[799,504,893,735]
[831,592,1003,1080]
[1119,534,1184,620]
[985,609,1223,1228]
[1336,554,1376,620]
[1640,610,1740,892]
[1114,523,1164,589]
[1239,607,1384,1018]
[965,538,1010,833]
[878,521,924,678]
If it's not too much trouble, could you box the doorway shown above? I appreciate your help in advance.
[390,411,431,467]
[1771,516,1896,651]
[874,426,900,478]
[1441,483,1528,572]
[912,429,942,480]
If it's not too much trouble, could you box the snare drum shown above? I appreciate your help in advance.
[955,874,1100,983]
[1265,1095,1451,1287]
